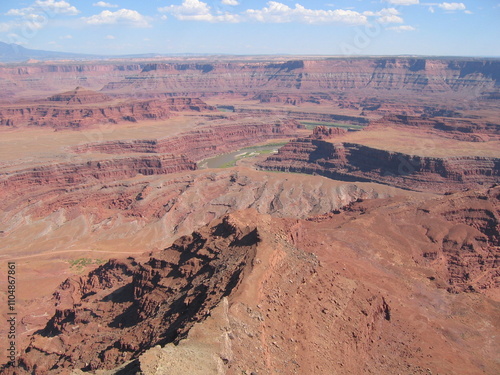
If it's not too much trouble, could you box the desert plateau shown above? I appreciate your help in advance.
[0,36,498,375]
[0,54,498,375]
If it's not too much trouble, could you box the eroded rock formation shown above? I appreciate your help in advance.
[259,136,500,193]
[72,118,301,161]
[0,154,197,201]
[1,58,499,101]
[372,114,500,142]
[0,88,215,129]
[3,188,499,374]
[8,213,260,373]
[100,58,500,98]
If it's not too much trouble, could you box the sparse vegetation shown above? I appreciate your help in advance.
[69,258,106,271]
[241,141,288,150]
[300,121,364,130]
[217,148,279,168]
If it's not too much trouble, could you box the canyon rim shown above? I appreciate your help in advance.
[0,1,499,374]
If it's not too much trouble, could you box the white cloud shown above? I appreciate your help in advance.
[378,14,404,24]
[438,2,466,11]
[34,0,80,15]
[159,0,241,22]
[364,8,403,24]
[159,0,211,19]
[428,6,435,13]
[93,1,119,7]
[244,2,367,24]
[3,1,80,36]
[5,9,29,17]
[386,0,419,5]
[105,34,115,39]
[82,9,151,27]
[59,34,72,39]
[160,1,367,24]
[464,10,472,14]
[6,1,79,18]
[387,25,416,32]
[221,0,239,5]
[0,21,31,34]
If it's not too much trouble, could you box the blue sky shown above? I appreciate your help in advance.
[0,0,499,56]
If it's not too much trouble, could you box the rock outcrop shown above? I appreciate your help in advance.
[47,87,112,104]
[99,58,500,98]
[311,125,347,139]
[0,154,197,200]
[0,88,215,129]
[259,136,500,193]
[72,119,301,161]
[2,188,499,374]
[372,114,500,141]
[8,213,261,373]
[1,58,499,100]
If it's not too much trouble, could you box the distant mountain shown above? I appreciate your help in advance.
[0,42,223,63]
[0,41,100,62]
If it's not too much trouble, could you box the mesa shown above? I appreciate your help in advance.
[0,55,499,375]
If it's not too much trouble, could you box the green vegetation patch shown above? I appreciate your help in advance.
[300,121,364,130]
[218,148,279,168]
[69,257,107,271]
[241,141,288,150]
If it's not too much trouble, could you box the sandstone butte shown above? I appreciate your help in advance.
[0,56,499,375]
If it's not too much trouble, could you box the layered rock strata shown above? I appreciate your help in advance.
[0,154,197,200]
[259,137,500,193]
[2,188,499,374]
[0,88,215,129]
[1,58,498,100]
[372,114,500,141]
[100,59,500,97]
[72,119,301,161]
[233,107,369,127]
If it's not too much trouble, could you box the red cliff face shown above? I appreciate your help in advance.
[3,189,499,374]
[259,137,500,193]
[1,58,498,100]
[0,119,302,203]
[372,114,500,142]
[100,59,500,97]
[47,86,112,104]
[0,88,216,129]
[8,214,260,373]
[234,107,370,127]
[72,119,301,161]
[0,154,197,201]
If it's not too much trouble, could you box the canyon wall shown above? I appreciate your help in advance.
[259,138,500,192]
[101,59,500,96]
[0,154,197,201]
[0,92,215,129]
[72,119,301,161]
[3,187,499,374]
[372,114,500,141]
[1,58,498,99]
[234,107,369,126]
[0,119,302,203]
